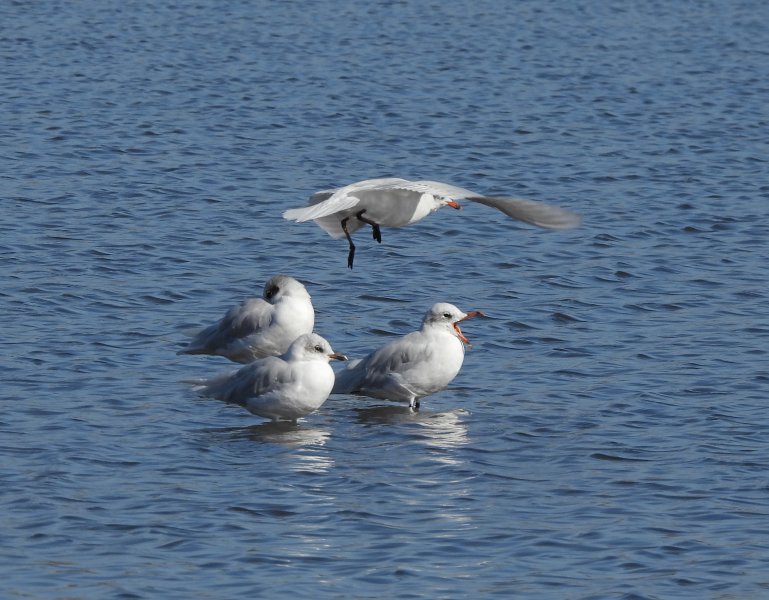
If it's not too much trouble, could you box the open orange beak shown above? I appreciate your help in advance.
[453,310,485,345]
[446,200,461,210]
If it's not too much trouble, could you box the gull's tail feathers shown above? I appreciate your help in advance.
[331,358,365,394]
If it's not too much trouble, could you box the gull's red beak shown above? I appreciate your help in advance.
[329,352,347,361]
[446,200,461,209]
[453,310,485,345]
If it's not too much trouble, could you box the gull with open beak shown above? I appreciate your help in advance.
[331,303,485,409]
[282,177,581,268]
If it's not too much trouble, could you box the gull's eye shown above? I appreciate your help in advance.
[314,344,324,352]
[443,312,452,319]
[266,286,278,299]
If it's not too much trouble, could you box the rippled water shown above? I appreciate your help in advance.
[3,0,769,598]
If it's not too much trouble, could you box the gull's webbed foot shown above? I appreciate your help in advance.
[356,210,382,244]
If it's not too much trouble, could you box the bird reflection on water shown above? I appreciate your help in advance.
[203,421,334,472]
[355,405,470,454]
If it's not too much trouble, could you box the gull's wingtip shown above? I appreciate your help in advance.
[282,207,303,221]
[541,211,583,230]
[468,195,583,230]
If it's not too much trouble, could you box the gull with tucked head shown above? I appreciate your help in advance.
[178,274,314,363]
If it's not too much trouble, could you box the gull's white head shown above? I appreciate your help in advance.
[440,197,462,210]
[263,275,311,304]
[285,333,347,362]
[422,302,485,345]
[412,193,462,222]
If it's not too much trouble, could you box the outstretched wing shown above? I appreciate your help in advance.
[391,180,580,229]
[467,196,582,229]
[282,178,411,222]
[366,179,580,229]
[374,179,478,199]
[283,177,581,230]
[282,194,360,222]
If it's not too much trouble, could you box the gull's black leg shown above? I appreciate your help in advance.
[341,216,356,269]
[356,210,382,243]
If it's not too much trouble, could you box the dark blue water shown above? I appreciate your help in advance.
[3,1,769,598]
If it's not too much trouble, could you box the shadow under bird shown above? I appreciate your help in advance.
[178,274,314,363]
[332,302,484,409]
[194,333,347,422]
[283,177,582,268]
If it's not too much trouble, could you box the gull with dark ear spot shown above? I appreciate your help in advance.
[283,178,581,268]
[178,275,314,363]
[332,302,485,409]
[194,333,347,422]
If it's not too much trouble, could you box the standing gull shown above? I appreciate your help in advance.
[283,177,581,268]
[195,333,346,422]
[332,302,484,409]
[179,274,314,363]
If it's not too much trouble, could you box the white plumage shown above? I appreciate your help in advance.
[178,274,314,363]
[195,333,346,422]
[283,178,581,268]
[332,302,484,409]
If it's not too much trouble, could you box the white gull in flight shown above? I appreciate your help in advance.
[283,177,581,268]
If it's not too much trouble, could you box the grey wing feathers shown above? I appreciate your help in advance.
[332,338,428,395]
[283,178,413,222]
[180,298,271,355]
[468,196,582,229]
[282,194,360,222]
[179,321,221,355]
[368,344,423,375]
[220,298,272,336]
[309,191,334,204]
[199,357,289,405]
[331,358,365,394]
[392,180,478,198]
[196,367,253,403]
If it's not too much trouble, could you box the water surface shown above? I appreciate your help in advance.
[2,1,768,598]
